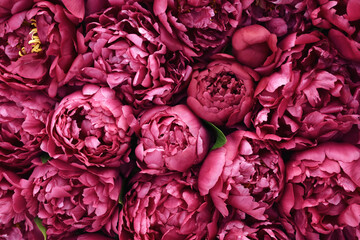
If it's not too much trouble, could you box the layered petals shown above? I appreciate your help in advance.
[135,105,211,173]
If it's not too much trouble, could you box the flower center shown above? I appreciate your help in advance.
[19,19,42,56]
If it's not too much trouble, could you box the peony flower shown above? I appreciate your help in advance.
[0,1,86,97]
[0,0,33,22]
[253,31,360,149]
[242,0,311,37]
[24,159,121,238]
[232,24,280,75]
[119,172,219,240]
[217,207,295,240]
[0,168,33,229]
[0,220,44,240]
[42,85,138,169]
[198,130,285,220]
[135,104,211,173]
[217,219,257,240]
[279,142,360,238]
[0,83,55,171]
[84,0,131,17]
[153,0,242,58]
[187,53,258,126]
[309,0,359,36]
[79,2,192,110]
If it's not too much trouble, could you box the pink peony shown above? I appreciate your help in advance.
[279,143,360,239]
[217,219,257,240]
[217,207,295,240]
[0,1,86,97]
[198,130,285,220]
[42,85,138,169]
[232,24,281,75]
[153,0,242,58]
[242,0,311,37]
[187,53,258,127]
[24,159,121,238]
[253,31,360,149]
[0,0,33,22]
[79,2,192,110]
[135,104,211,173]
[0,169,33,229]
[309,0,359,36]
[0,220,44,240]
[0,83,55,171]
[119,172,219,240]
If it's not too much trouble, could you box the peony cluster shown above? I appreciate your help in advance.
[0,0,359,239]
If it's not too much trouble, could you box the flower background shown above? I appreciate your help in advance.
[0,0,360,239]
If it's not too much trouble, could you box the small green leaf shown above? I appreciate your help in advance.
[118,190,123,205]
[40,153,51,164]
[118,178,127,206]
[34,217,47,240]
[204,121,227,150]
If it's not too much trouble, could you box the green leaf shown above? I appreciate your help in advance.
[40,153,51,164]
[118,190,123,205]
[118,178,127,206]
[34,217,47,240]
[204,121,227,150]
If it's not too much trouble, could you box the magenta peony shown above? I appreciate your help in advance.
[232,24,280,75]
[42,85,138,169]
[135,104,211,173]
[279,142,360,239]
[0,220,44,240]
[153,0,242,58]
[217,219,257,240]
[198,130,285,220]
[0,169,33,229]
[119,172,219,240]
[308,0,359,36]
[217,207,294,240]
[253,31,360,149]
[187,53,258,127]
[242,0,311,37]
[24,159,121,238]
[79,2,192,110]
[0,0,33,21]
[0,1,86,97]
[0,83,55,171]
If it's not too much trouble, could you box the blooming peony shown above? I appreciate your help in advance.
[280,142,360,238]
[242,0,312,37]
[217,207,295,240]
[253,31,360,149]
[24,159,121,238]
[198,130,285,220]
[0,1,86,97]
[79,2,192,110]
[135,104,211,173]
[187,53,258,127]
[153,0,242,58]
[0,83,55,171]
[0,168,32,229]
[119,172,219,239]
[42,85,138,169]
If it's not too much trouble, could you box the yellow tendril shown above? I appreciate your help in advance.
[19,47,27,57]
[18,19,42,56]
